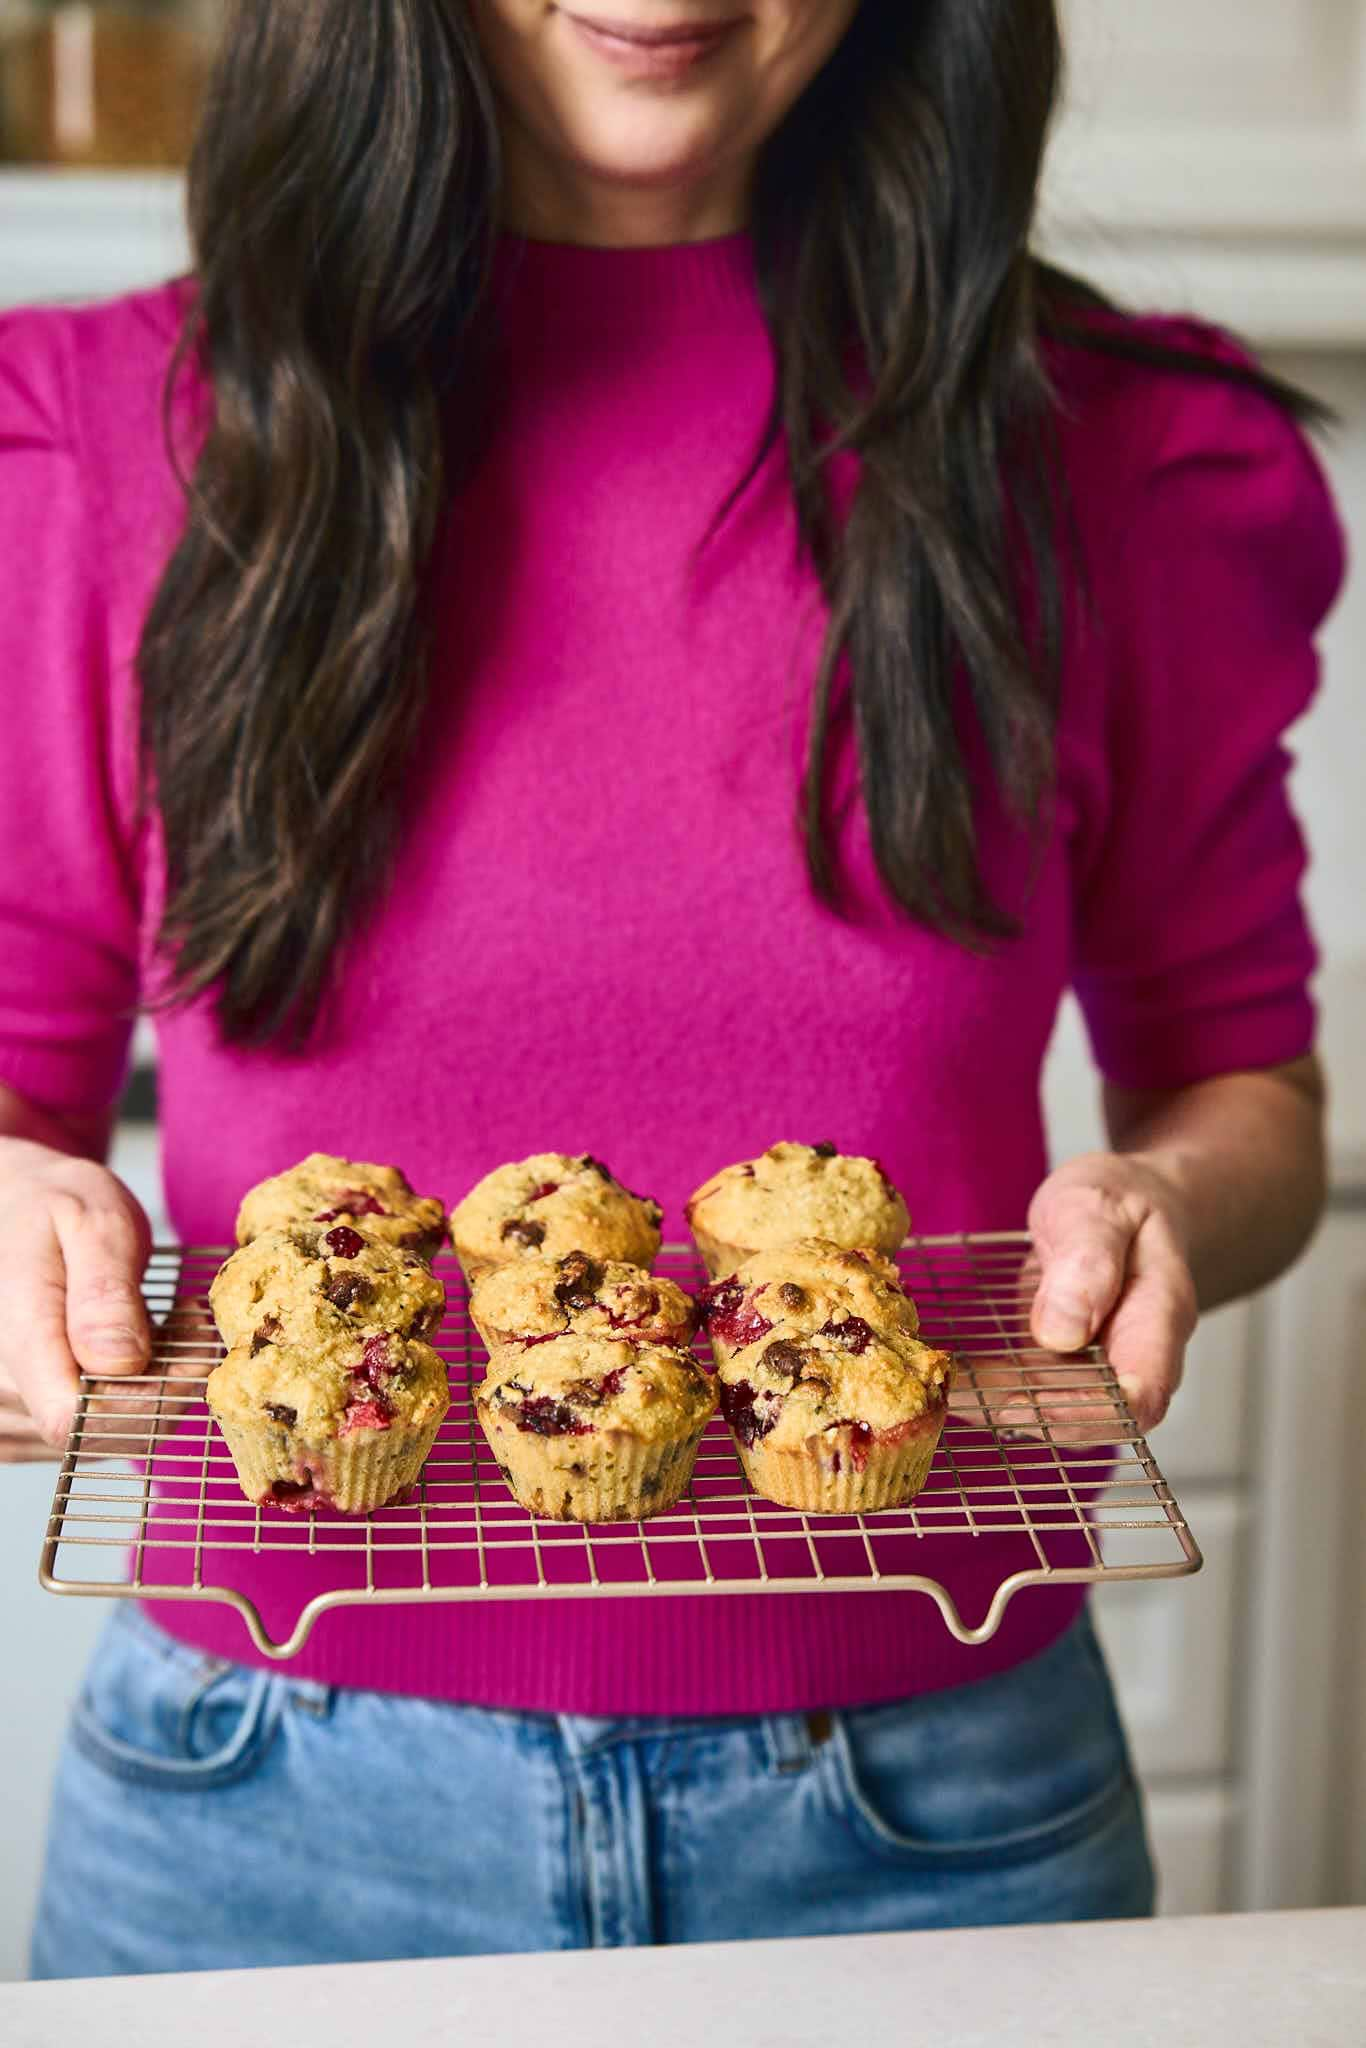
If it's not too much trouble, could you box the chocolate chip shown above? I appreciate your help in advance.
[554,1251,603,1312]
[777,1283,808,1311]
[813,1141,839,1159]
[579,1155,614,1182]
[264,1402,297,1428]
[763,1339,809,1380]
[251,1315,282,1356]
[501,1219,546,1248]
[324,1272,374,1312]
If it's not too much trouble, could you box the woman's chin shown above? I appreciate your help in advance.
[560,108,742,198]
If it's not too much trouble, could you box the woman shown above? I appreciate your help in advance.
[0,0,1341,1974]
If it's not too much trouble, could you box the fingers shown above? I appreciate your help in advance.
[1098,1213,1196,1434]
[0,1209,91,1446]
[0,1361,63,1461]
[1014,1162,1196,1444]
[0,1165,151,1451]
[53,1185,152,1377]
[1028,1176,1133,1352]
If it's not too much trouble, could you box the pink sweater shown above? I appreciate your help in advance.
[0,236,1343,1712]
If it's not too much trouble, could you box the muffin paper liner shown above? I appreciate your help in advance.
[454,1249,502,1291]
[733,1403,947,1515]
[476,1403,708,1524]
[214,1406,447,1515]
[689,1225,752,1283]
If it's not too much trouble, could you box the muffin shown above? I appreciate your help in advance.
[697,1239,917,1367]
[475,1334,716,1523]
[206,1324,450,1514]
[450,1153,663,1288]
[686,1143,909,1280]
[210,1224,446,1351]
[468,1250,695,1356]
[235,1152,448,1260]
[717,1323,952,1515]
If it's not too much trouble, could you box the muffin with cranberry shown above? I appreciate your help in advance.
[451,1153,663,1288]
[468,1250,695,1357]
[717,1322,952,1515]
[235,1153,448,1261]
[686,1143,909,1280]
[697,1239,917,1368]
[206,1324,450,1514]
[475,1334,715,1522]
[210,1224,446,1352]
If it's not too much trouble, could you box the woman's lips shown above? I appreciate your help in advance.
[563,12,740,80]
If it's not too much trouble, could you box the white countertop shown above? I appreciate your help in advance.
[4,1910,1365,2048]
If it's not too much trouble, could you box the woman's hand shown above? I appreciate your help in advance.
[0,1138,152,1461]
[1021,1152,1198,1438]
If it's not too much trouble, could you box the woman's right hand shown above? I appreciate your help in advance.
[0,1138,152,1462]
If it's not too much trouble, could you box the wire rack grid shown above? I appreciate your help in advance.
[40,1234,1200,1659]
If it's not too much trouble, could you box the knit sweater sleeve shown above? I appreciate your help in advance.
[1069,354,1346,1092]
[0,307,140,1118]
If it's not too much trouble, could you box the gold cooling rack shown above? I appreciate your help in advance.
[39,1235,1201,1659]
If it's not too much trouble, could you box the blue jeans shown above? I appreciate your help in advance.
[30,1602,1153,1976]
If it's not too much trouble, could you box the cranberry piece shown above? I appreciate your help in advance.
[812,1141,839,1159]
[270,1477,314,1505]
[323,1225,367,1260]
[819,1316,876,1355]
[777,1283,808,1311]
[603,1292,678,1340]
[352,1332,398,1389]
[697,1281,774,1351]
[741,1165,756,1179]
[526,1181,561,1203]
[831,1450,843,1475]
[848,1420,875,1471]
[718,1378,778,1448]
[342,1394,394,1434]
[502,1218,546,1248]
[514,1396,593,1438]
[565,1366,629,1406]
[263,1402,297,1427]
[554,1252,603,1312]
[250,1315,282,1356]
[325,1271,374,1312]
[513,1330,561,1349]
[314,1189,389,1222]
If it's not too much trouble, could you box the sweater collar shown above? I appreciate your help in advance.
[489,229,760,343]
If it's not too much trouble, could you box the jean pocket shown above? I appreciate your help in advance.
[70,1604,284,1792]
[822,1613,1141,1871]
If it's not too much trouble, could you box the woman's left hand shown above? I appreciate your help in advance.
[1024,1152,1199,1435]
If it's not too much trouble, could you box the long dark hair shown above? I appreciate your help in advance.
[139,0,1311,1047]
